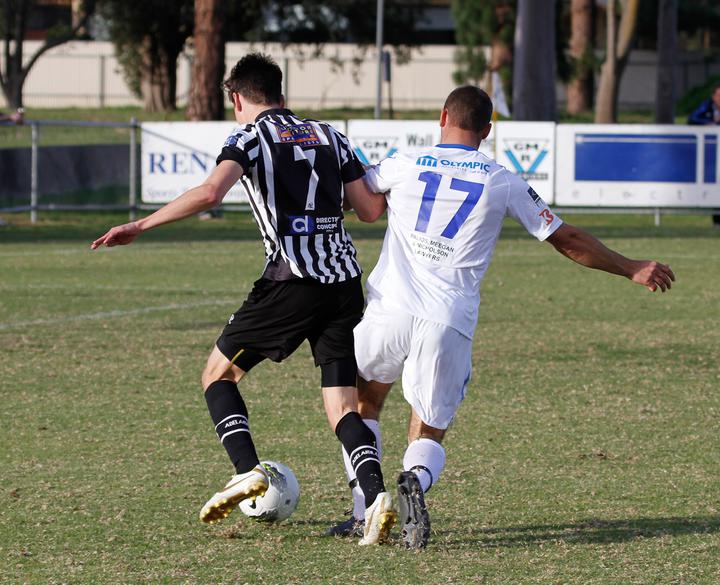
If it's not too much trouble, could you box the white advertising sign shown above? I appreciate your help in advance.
[494,122,556,204]
[346,120,441,166]
[141,120,346,203]
[347,119,497,163]
[555,124,720,207]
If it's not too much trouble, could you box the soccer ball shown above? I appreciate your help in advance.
[239,461,300,523]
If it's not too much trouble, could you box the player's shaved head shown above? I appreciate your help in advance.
[443,86,493,133]
[224,53,283,105]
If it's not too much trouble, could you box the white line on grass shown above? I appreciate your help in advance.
[494,250,716,260]
[0,283,247,293]
[0,245,240,258]
[0,299,235,331]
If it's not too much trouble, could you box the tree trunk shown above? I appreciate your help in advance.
[489,2,513,73]
[186,0,225,121]
[1,0,93,110]
[1,0,28,109]
[513,0,556,121]
[139,36,178,112]
[595,0,640,123]
[655,0,678,124]
[566,0,594,115]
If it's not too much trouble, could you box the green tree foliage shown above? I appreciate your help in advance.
[451,0,489,85]
[98,0,194,112]
[451,0,515,107]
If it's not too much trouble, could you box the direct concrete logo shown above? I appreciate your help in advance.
[288,215,316,235]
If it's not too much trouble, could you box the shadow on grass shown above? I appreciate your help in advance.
[0,212,718,245]
[436,515,720,548]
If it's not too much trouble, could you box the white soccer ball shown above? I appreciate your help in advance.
[239,461,300,523]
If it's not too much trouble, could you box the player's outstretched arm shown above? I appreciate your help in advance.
[344,177,387,223]
[91,161,244,249]
[546,223,676,292]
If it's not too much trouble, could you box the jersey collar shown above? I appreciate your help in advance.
[255,107,294,121]
[435,143,477,151]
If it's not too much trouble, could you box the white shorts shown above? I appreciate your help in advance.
[354,300,473,430]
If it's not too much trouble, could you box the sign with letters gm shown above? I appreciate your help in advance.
[494,121,556,204]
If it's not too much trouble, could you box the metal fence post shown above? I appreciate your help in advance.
[99,55,106,108]
[129,118,138,221]
[30,122,39,224]
[654,207,661,227]
[283,56,290,103]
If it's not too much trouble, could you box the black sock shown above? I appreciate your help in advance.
[335,412,385,508]
[205,380,260,474]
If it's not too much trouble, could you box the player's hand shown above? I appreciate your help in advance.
[629,260,675,292]
[91,222,142,249]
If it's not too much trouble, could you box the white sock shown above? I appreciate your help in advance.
[342,418,382,519]
[403,438,446,493]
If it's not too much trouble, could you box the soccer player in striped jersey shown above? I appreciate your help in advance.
[329,86,675,548]
[92,53,396,545]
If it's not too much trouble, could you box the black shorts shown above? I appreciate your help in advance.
[216,276,364,368]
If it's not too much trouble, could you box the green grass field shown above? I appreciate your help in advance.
[1,212,719,584]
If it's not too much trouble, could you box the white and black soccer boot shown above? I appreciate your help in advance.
[396,471,430,549]
[359,492,397,545]
[199,465,269,524]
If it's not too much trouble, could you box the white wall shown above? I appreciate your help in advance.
[2,41,718,110]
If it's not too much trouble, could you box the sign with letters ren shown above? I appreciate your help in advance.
[141,121,346,204]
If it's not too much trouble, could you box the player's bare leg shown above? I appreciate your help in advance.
[323,382,396,545]
[358,378,394,420]
[397,410,447,549]
[199,346,268,524]
[322,385,360,431]
[328,378,394,537]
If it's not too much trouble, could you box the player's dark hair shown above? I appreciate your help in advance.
[224,53,283,105]
[443,86,493,133]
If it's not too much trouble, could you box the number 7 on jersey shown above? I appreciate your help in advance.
[414,171,484,239]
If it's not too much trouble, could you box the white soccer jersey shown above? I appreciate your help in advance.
[363,144,563,339]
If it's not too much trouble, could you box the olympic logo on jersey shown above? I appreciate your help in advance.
[416,155,438,167]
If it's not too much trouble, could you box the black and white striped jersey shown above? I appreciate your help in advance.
[217,108,364,283]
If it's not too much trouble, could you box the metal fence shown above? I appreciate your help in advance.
[1,119,718,227]
[0,119,141,222]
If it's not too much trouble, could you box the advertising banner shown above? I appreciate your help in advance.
[346,120,440,165]
[555,124,720,207]
[347,119,497,164]
[494,122,556,203]
[141,120,346,203]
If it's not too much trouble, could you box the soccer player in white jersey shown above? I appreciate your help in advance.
[331,86,676,548]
